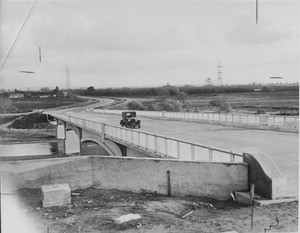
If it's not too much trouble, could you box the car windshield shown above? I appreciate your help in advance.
[125,112,135,118]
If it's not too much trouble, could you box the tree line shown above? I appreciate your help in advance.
[75,84,299,97]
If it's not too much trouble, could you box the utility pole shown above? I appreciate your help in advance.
[66,67,70,90]
[217,61,222,87]
[39,46,42,63]
[256,0,258,24]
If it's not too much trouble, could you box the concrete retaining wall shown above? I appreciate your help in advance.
[243,152,287,199]
[1,157,93,191]
[91,156,248,200]
[1,156,248,201]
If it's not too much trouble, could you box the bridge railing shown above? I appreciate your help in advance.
[93,109,298,129]
[48,112,243,163]
[105,124,243,162]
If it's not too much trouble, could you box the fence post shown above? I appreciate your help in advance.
[167,170,171,197]
[177,141,180,159]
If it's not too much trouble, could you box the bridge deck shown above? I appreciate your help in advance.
[64,110,299,195]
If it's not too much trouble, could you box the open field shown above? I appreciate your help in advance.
[110,91,299,114]
[0,96,92,114]
[189,91,299,113]
[11,97,86,112]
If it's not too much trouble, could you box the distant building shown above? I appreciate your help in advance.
[253,89,262,92]
[39,95,50,99]
[9,93,24,99]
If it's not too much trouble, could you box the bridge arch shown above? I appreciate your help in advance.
[81,131,122,157]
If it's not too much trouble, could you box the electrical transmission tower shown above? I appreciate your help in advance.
[66,67,70,90]
[217,61,222,86]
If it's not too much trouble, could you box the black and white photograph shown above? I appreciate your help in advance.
[0,0,299,232]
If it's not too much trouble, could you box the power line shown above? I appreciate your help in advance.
[0,0,37,68]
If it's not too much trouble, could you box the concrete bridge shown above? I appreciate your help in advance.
[42,110,292,201]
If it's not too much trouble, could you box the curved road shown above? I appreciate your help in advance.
[64,104,299,195]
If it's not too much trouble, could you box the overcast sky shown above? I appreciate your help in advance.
[0,0,299,90]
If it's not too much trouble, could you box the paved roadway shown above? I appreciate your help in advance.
[65,109,299,195]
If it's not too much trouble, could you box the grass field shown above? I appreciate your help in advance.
[0,97,88,114]
[111,91,299,115]
[189,91,299,113]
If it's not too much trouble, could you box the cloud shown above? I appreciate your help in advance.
[225,16,292,45]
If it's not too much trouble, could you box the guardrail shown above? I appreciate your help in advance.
[92,109,299,129]
[48,112,244,163]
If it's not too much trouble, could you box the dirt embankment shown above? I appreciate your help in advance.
[18,188,298,233]
[0,113,56,143]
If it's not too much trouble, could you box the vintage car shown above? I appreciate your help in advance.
[120,111,141,128]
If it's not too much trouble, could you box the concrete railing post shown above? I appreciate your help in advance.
[177,141,181,159]
[78,127,82,156]
[63,123,66,155]
[154,135,158,152]
[101,123,106,140]
[165,138,168,155]
[209,148,213,161]
[191,144,195,160]
[259,114,268,126]
[138,132,140,147]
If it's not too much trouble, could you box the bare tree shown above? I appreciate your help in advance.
[0,96,13,114]
[209,98,231,113]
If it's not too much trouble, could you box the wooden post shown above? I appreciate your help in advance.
[250,184,255,230]
[167,170,171,197]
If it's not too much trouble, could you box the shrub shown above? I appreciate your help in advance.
[157,99,181,112]
[127,101,145,110]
